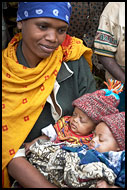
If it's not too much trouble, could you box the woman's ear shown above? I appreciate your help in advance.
[17,21,22,29]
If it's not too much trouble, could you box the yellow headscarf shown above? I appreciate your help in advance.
[2,32,92,187]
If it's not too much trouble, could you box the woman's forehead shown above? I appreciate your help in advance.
[27,17,69,27]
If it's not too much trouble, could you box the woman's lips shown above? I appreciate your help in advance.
[40,44,56,54]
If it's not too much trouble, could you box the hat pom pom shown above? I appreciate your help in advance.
[102,79,124,100]
[104,79,124,94]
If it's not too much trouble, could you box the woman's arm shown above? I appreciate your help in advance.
[7,157,57,188]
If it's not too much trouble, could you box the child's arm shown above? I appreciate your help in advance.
[7,157,58,188]
[41,124,57,141]
[25,124,57,155]
[96,180,120,188]
[24,135,50,155]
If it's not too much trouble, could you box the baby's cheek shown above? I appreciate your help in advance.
[94,143,103,152]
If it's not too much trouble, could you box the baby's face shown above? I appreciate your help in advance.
[89,122,120,152]
[70,107,95,136]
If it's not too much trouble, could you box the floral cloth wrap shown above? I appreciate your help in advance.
[12,139,125,188]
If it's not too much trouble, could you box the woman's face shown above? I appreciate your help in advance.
[69,107,96,136]
[89,122,120,152]
[17,17,68,66]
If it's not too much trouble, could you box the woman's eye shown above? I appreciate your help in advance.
[39,25,47,30]
[58,28,67,34]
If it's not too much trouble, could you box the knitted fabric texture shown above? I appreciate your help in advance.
[72,90,119,123]
[101,112,125,150]
[72,79,123,123]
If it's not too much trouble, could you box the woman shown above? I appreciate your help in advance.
[2,2,96,188]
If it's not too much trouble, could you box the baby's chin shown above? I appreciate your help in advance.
[71,128,81,136]
[72,130,80,136]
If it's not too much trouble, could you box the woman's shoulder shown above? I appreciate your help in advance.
[66,55,92,72]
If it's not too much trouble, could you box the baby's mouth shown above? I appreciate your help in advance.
[71,123,77,130]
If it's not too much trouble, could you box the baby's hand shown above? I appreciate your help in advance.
[96,180,110,188]
[96,180,120,188]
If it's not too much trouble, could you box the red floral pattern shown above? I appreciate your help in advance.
[24,116,29,121]
[23,66,27,69]
[2,125,8,131]
[22,98,28,104]
[2,104,5,109]
[9,149,15,155]
[62,34,72,47]
[6,73,11,78]
[53,69,58,76]
[40,84,45,91]
[44,75,49,80]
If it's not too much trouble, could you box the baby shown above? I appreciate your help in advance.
[23,112,125,188]
[61,112,125,188]
[24,79,123,154]
[89,112,125,188]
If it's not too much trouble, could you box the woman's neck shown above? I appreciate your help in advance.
[22,43,42,68]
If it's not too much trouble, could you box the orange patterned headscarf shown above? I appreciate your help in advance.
[2,32,92,187]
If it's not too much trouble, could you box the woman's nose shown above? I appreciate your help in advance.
[45,30,58,43]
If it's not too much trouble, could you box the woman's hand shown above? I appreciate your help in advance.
[24,141,34,155]
[24,135,50,155]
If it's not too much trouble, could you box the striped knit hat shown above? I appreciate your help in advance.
[72,80,123,123]
[101,112,125,150]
